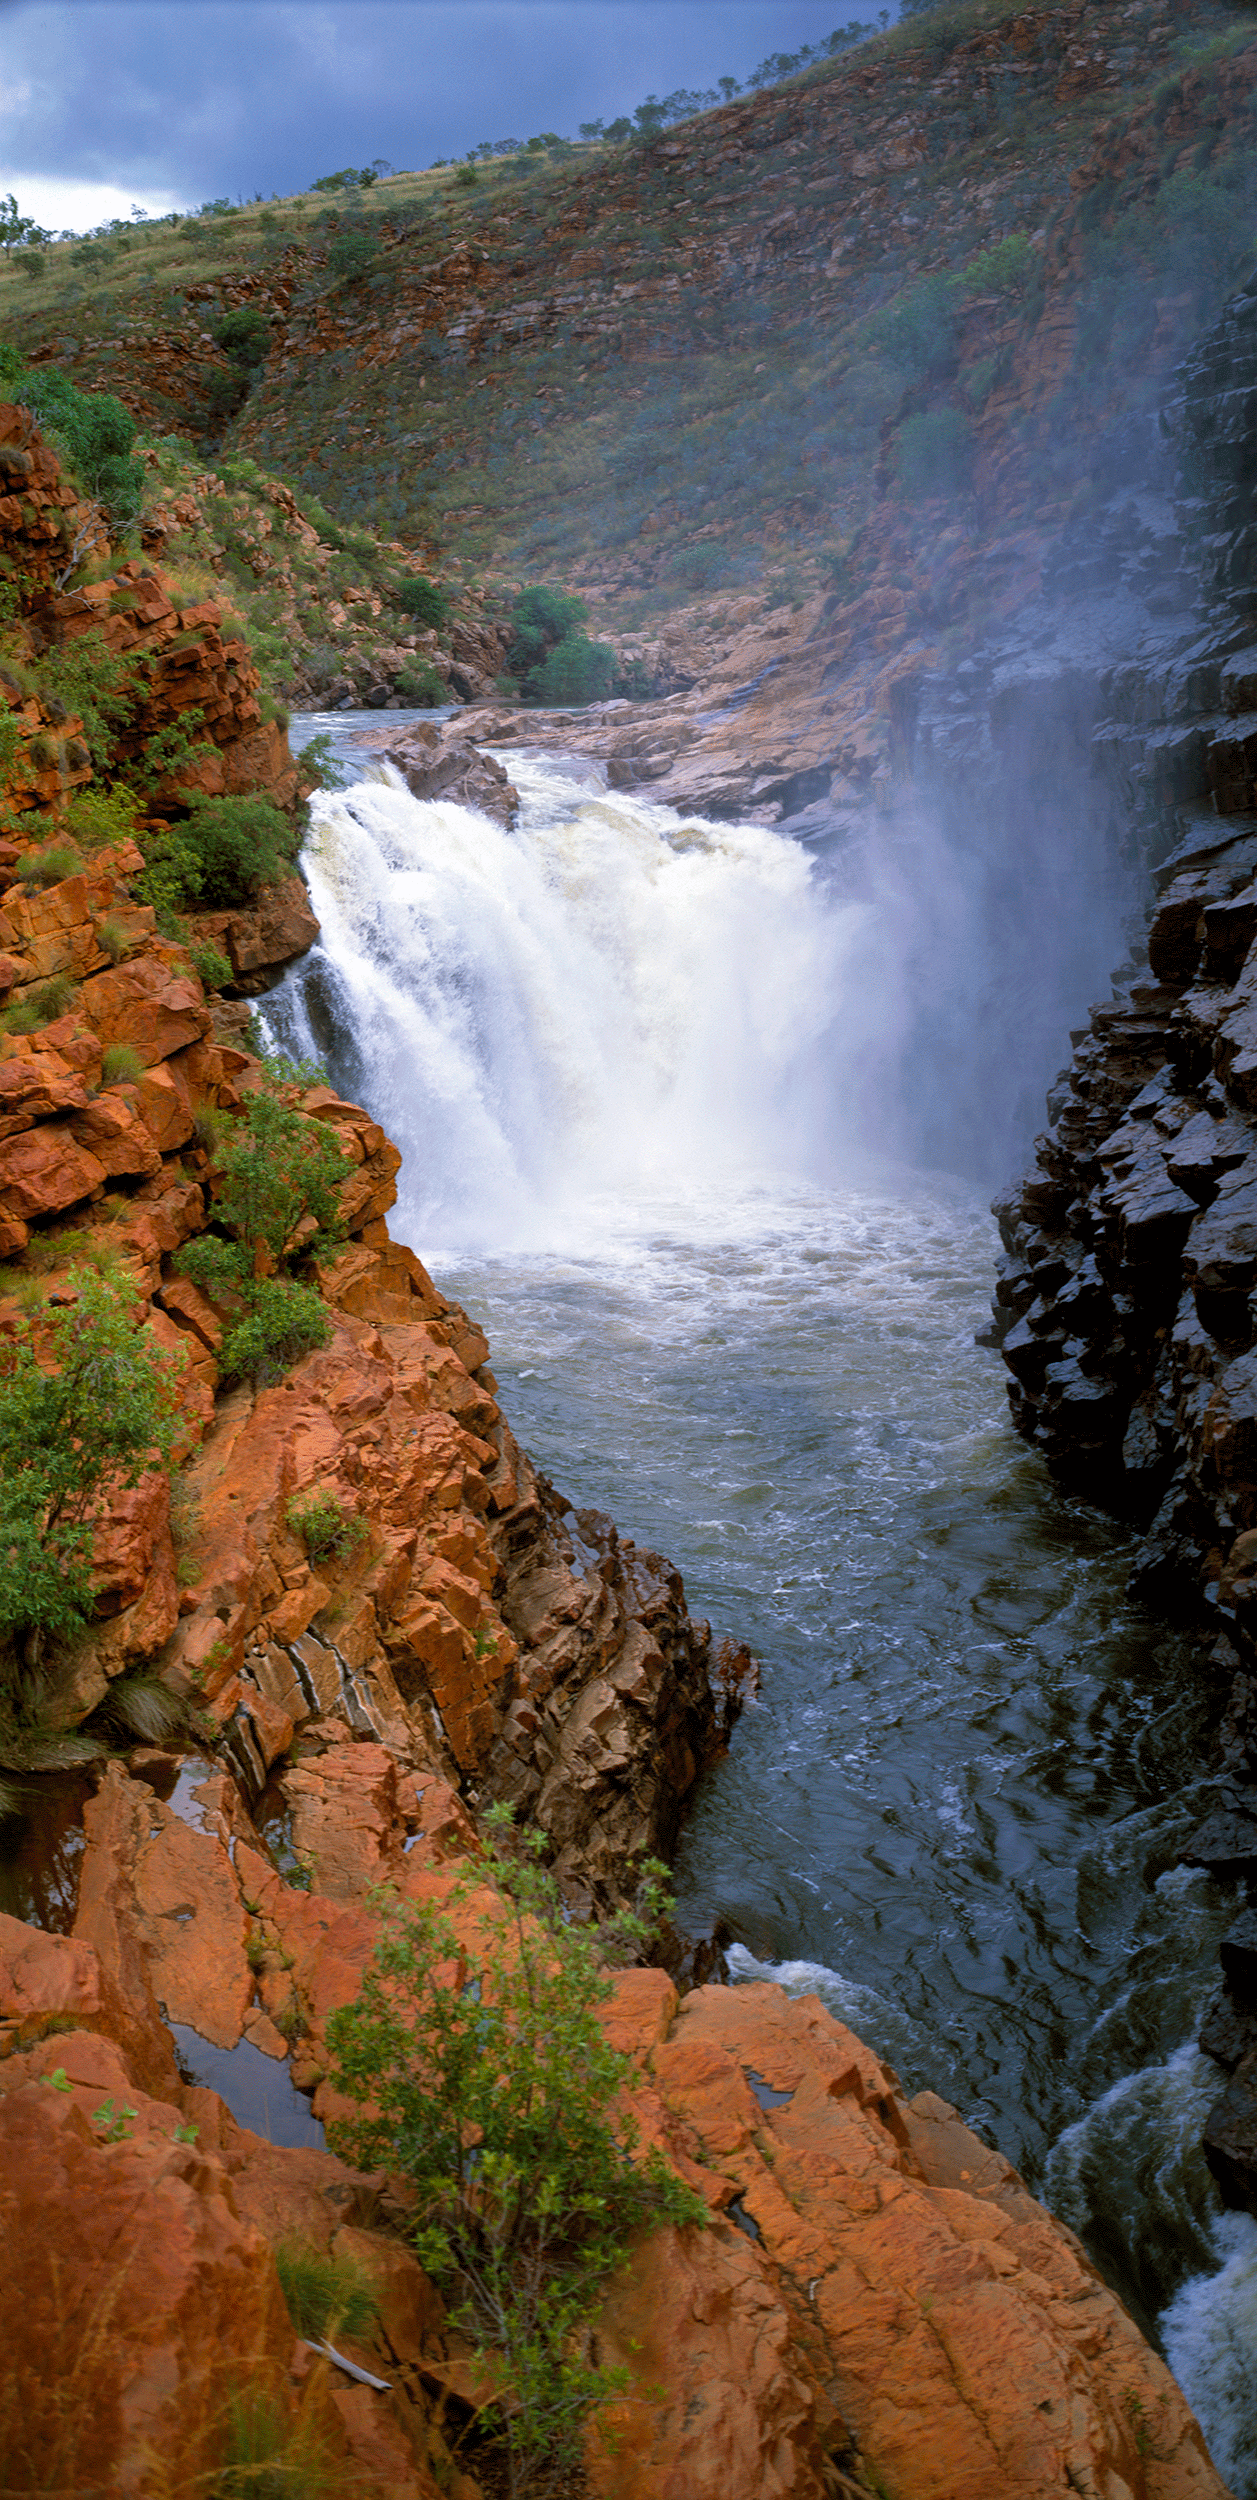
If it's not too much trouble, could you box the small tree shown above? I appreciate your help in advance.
[395,573,451,631]
[532,632,616,706]
[0,1271,185,1689]
[16,370,144,525]
[506,587,616,706]
[177,1067,352,1387]
[326,1809,705,2496]
[215,306,271,370]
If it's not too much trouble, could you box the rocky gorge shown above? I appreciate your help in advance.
[0,383,1245,2493]
[5,1,1257,2483]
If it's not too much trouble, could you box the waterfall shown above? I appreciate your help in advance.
[267,743,1132,1247]
[271,752,883,1252]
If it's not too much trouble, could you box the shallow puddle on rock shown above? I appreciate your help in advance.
[168,2022,326,2150]
[0,1773,94,1931]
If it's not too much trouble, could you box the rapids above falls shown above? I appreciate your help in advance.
[267,716,1257,2484]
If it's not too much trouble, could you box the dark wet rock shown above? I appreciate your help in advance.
[351,717,520,828]
[1203,2047,1257,2208]
[1219,1906,1257,2003]
[1199,1988,1257,2072]
[1180,1785,1257,1875]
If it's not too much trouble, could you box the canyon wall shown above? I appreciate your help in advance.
[985,275,1257,2206]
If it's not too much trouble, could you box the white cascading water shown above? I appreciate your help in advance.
[264,731,1253,2485]
[286,751,904,1248]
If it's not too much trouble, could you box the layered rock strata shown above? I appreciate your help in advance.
[0,834,725,1906]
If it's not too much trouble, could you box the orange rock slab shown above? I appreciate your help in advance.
[590,1981,1229,2500]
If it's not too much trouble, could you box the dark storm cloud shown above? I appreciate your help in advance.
[0,2,874,213]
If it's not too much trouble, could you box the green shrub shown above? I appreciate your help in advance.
[395,573,451,630]
[0,975,76,1036]
[962,233,1034,298]
[101,1042,144,1086]
[327,1807,705,2493]
[395,659,447,707]
[188,938,232,992]
[509,584,589,687]
[36,631,133,774]
[327,231,378,283]
[134,822,203,919]
[894,407,973,500]
[287,1489,366,1564]
[192,1100,229,1157]
[670,543,733,592]
[16,371,145,525]
[273,2238,378,2344]
[295,731,339,791]
[177,1072,350,1390]
[15,843,80,889]
[215,306,270,369]
[879,270,958,380]
[185,1077,351,1279]
[94,917,129,965]
[532,631,616,707]
[177,794,297,908]
[0,1270,185,1684]
[217,1280,332,1388]
[66,787,142,854]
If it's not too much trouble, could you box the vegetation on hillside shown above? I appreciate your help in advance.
[0,1270,185,1700]
[3,0,1256,663]
[175,1059,351,1387]
[328,1807,705,2494]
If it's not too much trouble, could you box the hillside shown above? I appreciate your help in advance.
[5,0,1257,679]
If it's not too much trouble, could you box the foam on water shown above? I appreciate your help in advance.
[1163,2212,1257,2496]
[289,751,876,1249]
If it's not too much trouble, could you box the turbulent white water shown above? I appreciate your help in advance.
[1164,2211,1257,2498]
[287,749,902,1246]
[265,721,1252,2470]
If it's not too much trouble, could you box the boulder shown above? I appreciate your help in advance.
[0,1119,106,1219]
[353,721,519,829]
[1181,1783,1257,1873]
[588,1978,1227,2500]
[79,955,211,1068]
[1203,2047,1257,2208]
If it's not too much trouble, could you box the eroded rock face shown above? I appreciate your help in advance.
[0,1766,1226,2500]
[163,1231,721,1907]
[982,282,1257,2200]
[593,1978,1227,2500]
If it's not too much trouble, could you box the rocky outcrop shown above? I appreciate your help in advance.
[597,1976,1226,2500]
[186,874,320,994]
[985,276,1257,2211]
[352,719,520,828]
[0,807,725,1896]
[0,1742,1226,2500]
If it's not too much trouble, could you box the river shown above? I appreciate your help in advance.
[265,713,1257,2488]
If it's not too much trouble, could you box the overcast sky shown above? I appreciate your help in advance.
[0,1,893,233]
